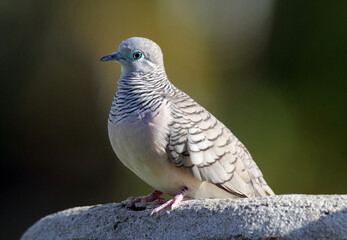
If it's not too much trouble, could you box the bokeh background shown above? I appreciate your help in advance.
[1,0,346,239]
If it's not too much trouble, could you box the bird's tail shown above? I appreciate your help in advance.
[253,177,275,197]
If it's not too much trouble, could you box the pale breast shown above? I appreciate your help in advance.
[108,103,183,195]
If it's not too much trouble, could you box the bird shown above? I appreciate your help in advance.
[100,37,274,214]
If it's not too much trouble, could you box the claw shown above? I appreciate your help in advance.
[126,190,164,208]
[150,187,189,215]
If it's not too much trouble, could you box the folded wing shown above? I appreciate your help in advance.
[166,90,274,198]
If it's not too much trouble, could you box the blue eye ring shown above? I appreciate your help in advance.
[130,50,143,61]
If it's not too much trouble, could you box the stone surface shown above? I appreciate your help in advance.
[21,194,347,240]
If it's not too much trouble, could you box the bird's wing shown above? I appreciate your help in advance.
[167,90,274,198]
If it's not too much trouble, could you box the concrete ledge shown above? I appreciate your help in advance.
[21,194,347,240]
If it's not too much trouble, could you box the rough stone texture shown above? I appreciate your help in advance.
[21,194,346,240]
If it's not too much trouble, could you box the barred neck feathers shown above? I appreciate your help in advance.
[109,68,174,123]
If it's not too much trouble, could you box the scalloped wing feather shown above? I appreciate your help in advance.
[167,90,274,198]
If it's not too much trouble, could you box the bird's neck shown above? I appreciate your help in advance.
[109,68,174,123]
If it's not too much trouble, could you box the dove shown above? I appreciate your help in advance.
[100,37,274,214]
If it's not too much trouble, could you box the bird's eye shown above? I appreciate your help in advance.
[132,51,143,60]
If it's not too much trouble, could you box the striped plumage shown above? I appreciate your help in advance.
[101,37,274,212]
[109,69,173,123]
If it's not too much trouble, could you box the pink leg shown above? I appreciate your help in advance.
[150,187,189,215]
[126,190,165,208]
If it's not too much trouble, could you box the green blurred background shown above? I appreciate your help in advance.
[1,0,346,239]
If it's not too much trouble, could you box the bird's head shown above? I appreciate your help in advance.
[100,37,164,74]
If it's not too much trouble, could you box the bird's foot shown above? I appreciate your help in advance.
[125,190,165,208]
[150,187,189,215]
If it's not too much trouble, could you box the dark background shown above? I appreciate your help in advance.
[1,1,346,239]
